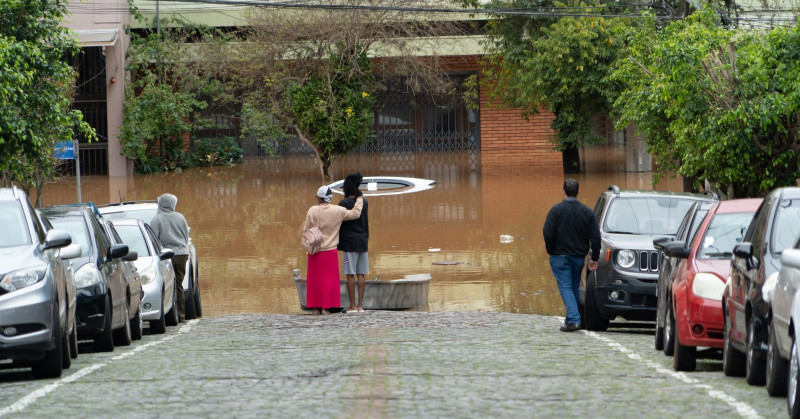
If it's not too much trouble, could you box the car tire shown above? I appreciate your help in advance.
[674,330,697,372]
[723,302,746,377]
[94,295,115,352]
[584,274,609,332]
[746,314,767,386]
[113,300,132,347]
[150,288,167,334]
[185,271,198,320]
[655,319,665,351]
[61,321,71,370]
[788,338,800,419]
[664,301,675,357]
[69,317,78,359]
[767,320,788,396]
[131,306,143,341]
[193,279,202,318]
[32,305,63,379]
[166,283,179,327]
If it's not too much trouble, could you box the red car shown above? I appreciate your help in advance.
[665,198,762,371]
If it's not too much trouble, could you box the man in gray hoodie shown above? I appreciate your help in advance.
[150,193,190,322]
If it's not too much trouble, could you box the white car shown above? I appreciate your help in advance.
[778,241,800,417]
[98,201,202,319]
[111,218,179,333]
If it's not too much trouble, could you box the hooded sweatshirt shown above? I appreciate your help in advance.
[149,193,190,256]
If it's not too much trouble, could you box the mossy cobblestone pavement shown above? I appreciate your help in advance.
[0,312,785,418]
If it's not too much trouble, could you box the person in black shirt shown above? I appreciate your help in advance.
[543,179,601,332]
[338,173,369,313]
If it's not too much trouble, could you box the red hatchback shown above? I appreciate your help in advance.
[665,198,762,371]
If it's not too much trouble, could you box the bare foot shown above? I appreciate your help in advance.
[312,309,320,315]
[321,309,330,315]
[346,307,357,312]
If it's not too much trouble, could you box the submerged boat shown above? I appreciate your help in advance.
[292,272,430,310]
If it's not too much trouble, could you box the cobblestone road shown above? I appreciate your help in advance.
[0,312,787,418]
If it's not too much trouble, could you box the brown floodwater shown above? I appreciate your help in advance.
[39,144,683,317]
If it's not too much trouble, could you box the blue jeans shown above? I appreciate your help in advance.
[550,255,585,325]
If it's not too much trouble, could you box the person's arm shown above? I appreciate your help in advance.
[302,207,314,230]
[542,207,557,255]
[342,197,363,221]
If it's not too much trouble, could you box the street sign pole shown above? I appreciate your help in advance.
[74,140,82,203]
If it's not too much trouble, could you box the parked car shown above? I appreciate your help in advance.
[0,187,80,378]
[723,187,800,385]
[40,204,139,352]
[97,201,202,319]
[657,199,761,371]
[654,200,716,353]
[783,244,800,416]
[98,217,144,341]
[763,223,800,396]
[110,218,178,334]
[581,185,717,331]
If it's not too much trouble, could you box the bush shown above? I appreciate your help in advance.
[191,137,243,166]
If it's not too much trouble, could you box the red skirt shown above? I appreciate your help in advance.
[306,249,341,309]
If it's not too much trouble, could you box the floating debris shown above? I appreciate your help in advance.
[500,235,514,243]
[428,248,441,252]
[432,261,463,265]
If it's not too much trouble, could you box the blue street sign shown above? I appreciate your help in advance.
[54,141,75,160]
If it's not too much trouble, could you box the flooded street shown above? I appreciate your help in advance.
[40,144,682,317]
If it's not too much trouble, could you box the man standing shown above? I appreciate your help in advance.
[543,179,601,332]
[338,173,369,313]
[150,193,190,322]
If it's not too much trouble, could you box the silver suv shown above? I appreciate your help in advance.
[581,185,716,331]
[0,187,80,378]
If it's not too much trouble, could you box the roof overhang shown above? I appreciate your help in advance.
[74,29,120,47]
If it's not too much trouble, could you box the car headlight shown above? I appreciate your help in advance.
[763,271,780,304]
[692,273,726,301]
[74,264,102,288]
[616,250,636,269]
[0,267,45,292]
[139,265,157,285]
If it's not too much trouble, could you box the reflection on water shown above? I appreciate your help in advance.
[40,145,682,317]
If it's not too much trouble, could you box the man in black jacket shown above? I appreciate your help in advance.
[338,173,369,313]
[543,179,601,332]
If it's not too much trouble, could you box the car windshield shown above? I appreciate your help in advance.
[772,198,800,255]
[0,201,31,247]
[696,212,755,259]
[103,209,156,224]
[604,197,698,235]
[114,224,151,257]
[47,216,91,257]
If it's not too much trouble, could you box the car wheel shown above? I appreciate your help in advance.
[788,338,800,418]
[767,320,788,396]
[664,301,675,356]
[112,300,132,347]
[746,314,767,386]
[61,321,71,370]
[69,317,78,359]
[166,283,180,327]
[32,305,63,379]
[185,272,197,320]
[94,295,115,352]
[193,279,202,318]
[150,288,167,334]
[723,303,746,377]
[655,318,665,351]
[130,306,143,341]
[583,274,609,332]
[674,329,697,371]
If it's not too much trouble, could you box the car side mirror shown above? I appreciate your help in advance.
[653,236,671,250]
[733,242,758,270]
[664,241,691,259]
[108,244,129,260]
[782,248,800,270]
[159,248,175,261]
[43,229,72,251]
[123,250,138,262]
[59,243,82,260]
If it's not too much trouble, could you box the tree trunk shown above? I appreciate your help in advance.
[562,143,581,174]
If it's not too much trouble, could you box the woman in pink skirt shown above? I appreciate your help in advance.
[303,186,363,315]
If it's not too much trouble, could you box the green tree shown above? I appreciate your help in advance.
[613,9,800,197]
[0,0,94,196]
[464,0,628,173]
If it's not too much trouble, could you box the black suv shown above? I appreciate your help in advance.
[581,185,717,331]
[723,187,800,385]
[40,205,142,352]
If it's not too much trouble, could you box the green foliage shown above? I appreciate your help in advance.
[0,0,94,188]
[472,0,628,171]
[613,9,800,196]
[191,137,243,167]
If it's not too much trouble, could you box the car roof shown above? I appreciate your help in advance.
[0,187,22,201]
[97,201,157,213]
[716,198,763,214]
[606,188,715,200]
[40,205,93,217]
[108,218,143,227]
[775,187,800,199]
